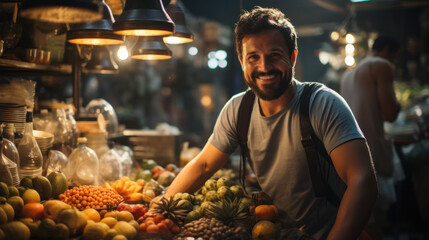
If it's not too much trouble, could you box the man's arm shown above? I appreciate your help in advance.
[374,61,401,122]
[327,138,378,240]
[163,142,230,199]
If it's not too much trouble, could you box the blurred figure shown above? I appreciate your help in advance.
[340,35,401,240]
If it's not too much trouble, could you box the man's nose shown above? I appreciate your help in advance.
[258,56,273,72]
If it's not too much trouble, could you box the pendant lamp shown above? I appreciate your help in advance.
[67,1,124,45]
[84,46,119,74]
[131,36,172,60]
[112,0,175,36]
[163,0,193,44]
[20,0,103,24]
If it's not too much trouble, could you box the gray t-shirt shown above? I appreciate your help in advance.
[209,80,364,239]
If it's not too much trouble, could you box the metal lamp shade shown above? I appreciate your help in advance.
[163,2,193,44]
[84,46,119,74]
[112,0,175,36]
[20,0,103,24]
[67,1,124,45]
[131,36,172,60]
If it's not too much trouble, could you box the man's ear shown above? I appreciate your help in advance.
[291,49,298,66]
[238,56,244,69]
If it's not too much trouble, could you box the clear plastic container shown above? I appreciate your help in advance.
[65,137,99,186]
[52,108,74,156]
[99,147,122,183]
[46,150,68,176]
[33,109,57,134]
[115,144,133,177]
[64,105,79,149]
[2,123,20,165]
[85,131,109,159]
[17,111,43,178]
[0,136,14,186]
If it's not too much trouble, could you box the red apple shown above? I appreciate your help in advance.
[99,209,108,218]
[117,203,132,212]
[132,204,148,220]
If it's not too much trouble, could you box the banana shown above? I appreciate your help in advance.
[123,192,143,202]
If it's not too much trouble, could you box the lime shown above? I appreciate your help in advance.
[137,169,152,182]
[17,186,27,197]
[0,182,9,198]
[0,202,14,222]
[8,186,19,197]
[6,196,24,217]
[22,189,41,204]
[0,208,7,225]
[20,177,33,189]
[142,159,157,170]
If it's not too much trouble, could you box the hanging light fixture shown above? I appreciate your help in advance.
[20,0,103,23]
[112,0,175,36]
[163,0,193,44]
[84,46,119,74]
[131,36,172,60]
[67,1,124,45]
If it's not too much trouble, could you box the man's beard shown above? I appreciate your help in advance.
[245,69,292,101]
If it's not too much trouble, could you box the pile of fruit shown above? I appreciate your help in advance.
[0,158,289,239]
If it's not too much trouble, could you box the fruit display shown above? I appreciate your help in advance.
[0,156,290,239]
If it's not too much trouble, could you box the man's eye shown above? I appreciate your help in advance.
[248,55,258,61]
[271,53,282,59]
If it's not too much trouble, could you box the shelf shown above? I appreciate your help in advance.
[0,58,72,75]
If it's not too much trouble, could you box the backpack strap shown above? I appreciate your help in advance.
[236,89,255,193]
[300,83,343,207]
[300,83,328,197]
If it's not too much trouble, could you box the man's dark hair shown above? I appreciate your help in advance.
[372,35,399,52]
[234,6,298,60]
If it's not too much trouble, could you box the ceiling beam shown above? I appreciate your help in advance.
[311,0,348,15]
[351,0,429,11]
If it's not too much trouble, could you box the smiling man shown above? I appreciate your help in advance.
[163,7,377,239]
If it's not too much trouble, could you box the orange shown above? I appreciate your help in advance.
[81,208,101,222]
[252,220,280,240]
[254,204,278,221]
[21,202,44,220]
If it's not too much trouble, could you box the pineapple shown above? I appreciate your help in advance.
[152,196,190,225]
[203,197,252,227]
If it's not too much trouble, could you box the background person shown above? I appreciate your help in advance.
[340,35,402,240]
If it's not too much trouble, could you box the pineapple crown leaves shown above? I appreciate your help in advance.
[153,196,189,225]
[204,197,251,226]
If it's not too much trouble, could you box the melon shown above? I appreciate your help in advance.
[47,172,68,199]
[32,176,52,200]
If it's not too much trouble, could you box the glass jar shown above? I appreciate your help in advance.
[17,111,43,178]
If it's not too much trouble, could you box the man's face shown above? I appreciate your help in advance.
[239,29,296,101]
